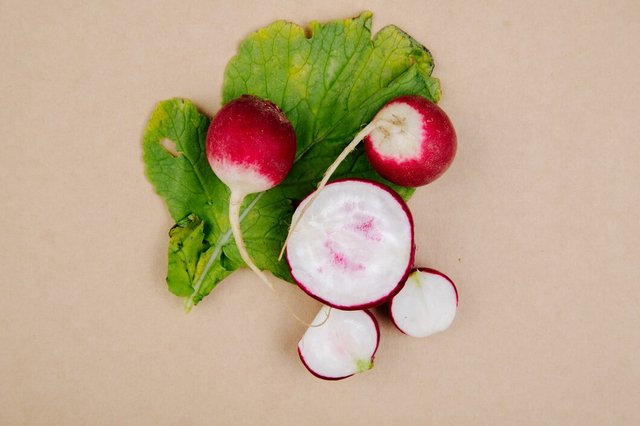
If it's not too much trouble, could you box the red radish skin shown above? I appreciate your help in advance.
[205,95,296,292]
[207,95,296,194]
[364,95,457,187]
[389,268,458,337]
[286,179,415,310]
[297,307,380,381]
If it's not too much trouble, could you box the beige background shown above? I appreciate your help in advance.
[1,0,639,424]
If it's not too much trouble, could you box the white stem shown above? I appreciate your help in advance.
[278,120,380,260]
[230,193,332,327]
[229,191,275,291]
[183,192,264,313]
[183,192,332,327]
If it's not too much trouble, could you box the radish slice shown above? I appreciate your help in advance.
[298,306,379,380]
[287,179,415,310]
[389,268,458,337]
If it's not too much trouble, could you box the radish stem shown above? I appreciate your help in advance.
[279,121,379,260]
[230,191,332,328]
[183,192,265,313]
[229,191,274,291]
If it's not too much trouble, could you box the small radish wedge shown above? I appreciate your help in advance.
[206,95,296,289]
[287,179,414,310]
[364,95,456,187]
[298,305,379,380]
[389,268,458,337]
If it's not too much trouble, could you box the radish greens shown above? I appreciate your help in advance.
[143,12,441,309]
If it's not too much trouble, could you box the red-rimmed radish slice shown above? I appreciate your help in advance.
[298,306,379,380]
[287,179,414,310]
[390,268,458,337]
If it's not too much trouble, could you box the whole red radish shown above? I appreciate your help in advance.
[207,95,296,195]
[206,95,296,290]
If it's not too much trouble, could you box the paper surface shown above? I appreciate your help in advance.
[1,0,639,424]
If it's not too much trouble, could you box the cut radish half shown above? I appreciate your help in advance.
[298,306,379,380]
[389,268,458,337]
[286,179,415,310]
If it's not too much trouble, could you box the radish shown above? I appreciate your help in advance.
[206,95,296,289]
[389,268,458,337]
[286,179,414,310]
[312,94,456,193]
[364,95,457,187]
[298,305,379,380]
[280,95,455,258]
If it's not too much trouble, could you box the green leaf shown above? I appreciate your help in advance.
[166,215,232,310]
[144,99,293,309]
[143,12,441,308]
[223,11,440,199]
[142,97,219,227]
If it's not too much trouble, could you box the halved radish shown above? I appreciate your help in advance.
[286,179,415,310]
[298,305,379,380]
[389,268,458,337]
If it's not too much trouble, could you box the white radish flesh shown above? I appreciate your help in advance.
[287,179,414,310]
[205,95,296,291]
[298,305,379,380]
[390,268,458,337]
[280,95,455,258]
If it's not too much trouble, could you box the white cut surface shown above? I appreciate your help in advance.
[391,270,457,337]
[368,102,424,160]
[298,306,377,379]
[209,158,274,195]
[288,180,413,308]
